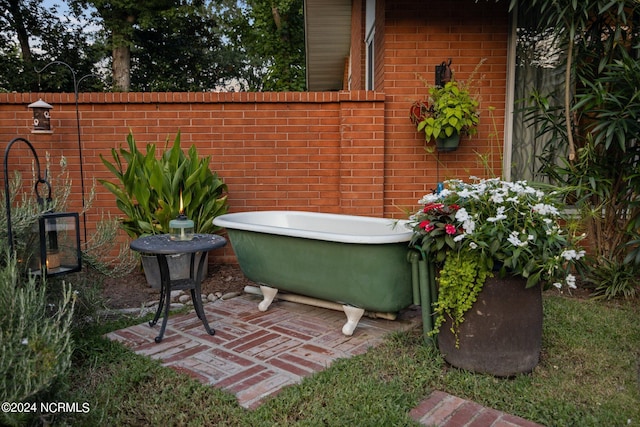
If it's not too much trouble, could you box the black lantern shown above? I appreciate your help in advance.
[27,99,53,133]
[30,212,82,276]
[4,137,82,277]
[435,58,452,87]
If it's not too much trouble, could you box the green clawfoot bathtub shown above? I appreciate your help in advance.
[213,211,414,335]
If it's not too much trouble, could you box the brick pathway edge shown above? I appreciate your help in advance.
[409,391,545,427]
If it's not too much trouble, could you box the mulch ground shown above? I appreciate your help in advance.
[100,263,255,309]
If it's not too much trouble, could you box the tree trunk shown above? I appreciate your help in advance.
[8,0,32,64]
[112,45,131,92]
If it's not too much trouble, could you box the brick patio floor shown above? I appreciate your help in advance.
[106,293,544,425]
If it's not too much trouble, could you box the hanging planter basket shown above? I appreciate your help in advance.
[435,132,461,152]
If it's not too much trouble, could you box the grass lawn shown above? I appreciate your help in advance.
[54,293,639,426]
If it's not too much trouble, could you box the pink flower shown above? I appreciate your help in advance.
[423,203,444,213]
[420,220,436,232]
[445,224,456,235]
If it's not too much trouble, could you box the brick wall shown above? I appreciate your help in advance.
[0,0,510,265]
[381,0,509,215]
[0,91,385,262]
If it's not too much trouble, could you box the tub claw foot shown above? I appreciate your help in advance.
[342,305,365,336]
[258,285,278,311]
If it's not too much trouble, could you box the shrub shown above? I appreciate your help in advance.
[0,254,76,426]
[100,131,229,238]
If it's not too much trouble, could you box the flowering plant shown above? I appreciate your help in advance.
[409,177,585,338]
[410,177,584,287]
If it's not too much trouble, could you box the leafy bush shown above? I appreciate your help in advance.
[519,1,640,299]
[100,131,229,238]
[0,152,137,279]
[585,258,639,300]
[0,254,76,426]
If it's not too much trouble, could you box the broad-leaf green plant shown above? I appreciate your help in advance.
[417,80,480,141]
[100,131,228,238]
[514,0,640,299]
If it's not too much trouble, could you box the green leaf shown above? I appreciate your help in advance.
[99,131,228,237]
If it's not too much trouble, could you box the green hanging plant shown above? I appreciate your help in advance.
[416,80,480,141]
[430,247,492,347]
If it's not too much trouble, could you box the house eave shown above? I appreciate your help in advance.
[304,0,352,91]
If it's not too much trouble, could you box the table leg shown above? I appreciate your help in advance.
[154,254,172,343]
[191,252,215,336]
[149,263,167,328]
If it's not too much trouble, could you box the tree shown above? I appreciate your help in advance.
[74,0,181,91]
[230,0,305,91]
[512,0,640,297]
[130,2,243,91]
[0,0,101,92]
[1,0,306,92]
[3,0,33,66]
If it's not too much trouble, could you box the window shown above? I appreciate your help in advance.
[366,31,375,90]
[365,0,375,90]
[507,4,566,182]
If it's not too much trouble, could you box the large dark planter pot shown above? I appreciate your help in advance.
[437,275,543,377]
[435,132,461,152]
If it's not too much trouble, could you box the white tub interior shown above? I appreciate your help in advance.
[213,210,412,244]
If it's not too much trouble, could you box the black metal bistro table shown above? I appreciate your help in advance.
[130,233,227,343]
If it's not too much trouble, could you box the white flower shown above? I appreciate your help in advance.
[507,231,528,247]
[418,193,441,205]
[487,206,507,222]
[462,219,475,234]
[507,232,520,246]
[453,234,466,242]
[490,193,504,204]
[457,188,473,199]
[455,207,470,222]
[566,274,577,289]
[438,189,452,198]
[21,338,28,345]
[507,231,533,247]
[561,249,586,260]
[553,282,562,289]
[531,203,559,216]
[469,242,478,249]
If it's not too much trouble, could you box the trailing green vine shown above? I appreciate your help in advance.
[430,248,492,347]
